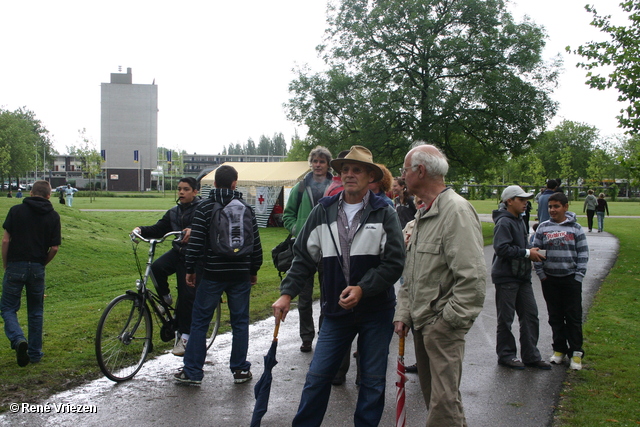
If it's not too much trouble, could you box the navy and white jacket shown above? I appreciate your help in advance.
[533,211,589,282]
[280,190,405,318]
[185,188,263,282]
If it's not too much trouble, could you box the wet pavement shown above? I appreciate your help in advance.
[0,231,618,427]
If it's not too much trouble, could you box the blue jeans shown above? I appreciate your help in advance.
[292,308,394,427]
[1,262,46,362]
[183,279,251,381]
[596,211,605,231]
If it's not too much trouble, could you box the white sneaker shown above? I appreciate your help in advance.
[550,351,566,364]
[570,351,583,370]
[172,337,187,356]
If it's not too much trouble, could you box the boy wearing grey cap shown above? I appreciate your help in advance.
[492,185,551,369]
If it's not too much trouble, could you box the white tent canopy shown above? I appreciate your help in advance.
[200,161,311,227]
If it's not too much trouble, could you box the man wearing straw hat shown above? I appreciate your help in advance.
[394,143,486,426]
[273,145,405,426]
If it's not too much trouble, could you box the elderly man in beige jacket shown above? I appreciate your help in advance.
[394,143,486,427]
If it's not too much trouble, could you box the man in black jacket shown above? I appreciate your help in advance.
[133,177,202,356]
[175,165,263,385]
[492,185,550,370]
[1,180,61,367]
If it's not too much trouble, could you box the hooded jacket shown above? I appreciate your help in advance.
[139,196,202,254]
[184,188,263,282]
[491,208,532,284]
[280,190,405,318]
[3,197,61,264]
[533,211,589,282]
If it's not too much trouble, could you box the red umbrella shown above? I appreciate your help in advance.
[396,335,407,427]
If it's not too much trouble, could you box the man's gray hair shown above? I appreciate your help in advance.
[410,141,449,177]
[308,145,333,167]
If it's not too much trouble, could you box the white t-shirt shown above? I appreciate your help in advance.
[343,201,363,228]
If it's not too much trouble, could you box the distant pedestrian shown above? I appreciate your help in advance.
[492,186,550,370]
[536,180,557,223]
[6,191,12,198]
[533,192,589,370]
[595,193,609,232]
[1,180,61,367]
[583,190,598,232]
[64,184,78,207]
[16,190,22,199]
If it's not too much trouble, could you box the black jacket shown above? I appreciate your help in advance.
[491,208,531,284]
[3,197,61,264]
[139,197,202,254]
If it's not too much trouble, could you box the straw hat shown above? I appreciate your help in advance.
[330,145,383,182]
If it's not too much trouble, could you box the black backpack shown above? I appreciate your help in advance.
[209,199,254,258]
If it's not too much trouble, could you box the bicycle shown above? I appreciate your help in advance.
[95,230,221,382]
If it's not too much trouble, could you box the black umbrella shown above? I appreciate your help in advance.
[250,316,281,427]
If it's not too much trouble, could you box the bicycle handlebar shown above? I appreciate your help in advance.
[130,230,184,244]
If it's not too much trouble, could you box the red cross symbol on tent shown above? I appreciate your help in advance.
[258,195,265,205]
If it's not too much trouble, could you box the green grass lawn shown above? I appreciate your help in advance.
[0,195,638,424]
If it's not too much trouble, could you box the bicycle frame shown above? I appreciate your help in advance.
[130,230,183,341]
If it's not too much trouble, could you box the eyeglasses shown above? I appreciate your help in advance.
[399,165,417,175]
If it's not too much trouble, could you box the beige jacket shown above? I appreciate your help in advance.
[394,189,486,331]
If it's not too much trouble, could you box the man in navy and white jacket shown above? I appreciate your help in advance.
[533,192,589,370]
[273,146,404,426]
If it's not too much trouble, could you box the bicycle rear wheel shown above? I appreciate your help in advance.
[205,299,222,350]
[96,294,152,382]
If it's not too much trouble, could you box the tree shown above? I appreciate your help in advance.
[586,148,612,187]
[0,107,53,186]
[571,1,640,133]
[536,120,600,180]
[287,0,560,177]
[75,129,103,200]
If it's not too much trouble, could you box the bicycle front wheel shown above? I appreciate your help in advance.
[96,294,152,382]
[205,299,222,350]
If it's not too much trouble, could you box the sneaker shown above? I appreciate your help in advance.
[233,370,253,384]
[570,351,583,370]
[16,340,29,367]
[550,351,567,365]
[163,293,173,306]
[172,337,187,357]
[174,369,201,385]
[498,358,525,370]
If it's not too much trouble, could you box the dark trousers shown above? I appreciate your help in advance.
[541,275,584,355]
[298,263,323,342]
[586,209,595,231]
[495,281,542,363]
[150,249,198,335]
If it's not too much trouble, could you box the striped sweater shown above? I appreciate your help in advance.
[184,188,262,282]
[533,211,588,282]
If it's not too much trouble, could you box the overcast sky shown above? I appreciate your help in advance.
[0,0,628,155]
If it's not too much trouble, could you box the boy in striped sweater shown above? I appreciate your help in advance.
[533,192,589,370]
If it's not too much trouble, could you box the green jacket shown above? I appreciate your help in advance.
[283,172,333,237]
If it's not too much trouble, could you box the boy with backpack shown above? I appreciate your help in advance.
[175,165,263,385]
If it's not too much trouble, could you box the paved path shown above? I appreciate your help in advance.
[0,232,618,427]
